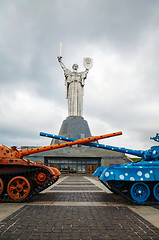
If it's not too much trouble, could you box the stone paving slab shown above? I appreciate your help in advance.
[55,185,95,187]
[50,187,100,191]
[129,206,159,231]
[59,182,94,185]
[27,202,125,206]
[0,205,159,240]
[28,192,124,203]
[63,181,91,183]
[48,190,104,192]
[61,177,93,180]
[0,204,24,222]
[63,180,92,182]
[0,175,159,239]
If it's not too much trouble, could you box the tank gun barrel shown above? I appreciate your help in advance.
[19,132,122,157]
[40,131,122,147]
[40,131,122,141]
[40,133,145,158]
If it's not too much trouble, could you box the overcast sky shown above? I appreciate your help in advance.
[0,0,159,152]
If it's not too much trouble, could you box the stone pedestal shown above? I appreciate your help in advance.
[51,116,92,145]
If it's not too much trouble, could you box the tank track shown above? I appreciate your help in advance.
[0,167,58,203]
[100,180,159,205]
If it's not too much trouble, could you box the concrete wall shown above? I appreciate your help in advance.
[27,145,127,166]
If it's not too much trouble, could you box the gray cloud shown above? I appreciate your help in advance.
[0,0,159,153]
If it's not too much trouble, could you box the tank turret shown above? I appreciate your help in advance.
[150,133,159,142]
[0,132,118,202]
[43,132,159,204]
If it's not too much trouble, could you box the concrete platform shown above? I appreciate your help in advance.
[0,176,159,240]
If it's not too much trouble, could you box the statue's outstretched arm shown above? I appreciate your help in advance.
[80,69,89,79]
[57,56,67,71]
[79,69,89,86]
[57,56,71,77]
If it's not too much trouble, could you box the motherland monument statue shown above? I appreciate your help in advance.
[57,42,93,117]
[48,44,125,171]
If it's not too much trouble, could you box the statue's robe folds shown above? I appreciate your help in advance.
[60,62,88,117]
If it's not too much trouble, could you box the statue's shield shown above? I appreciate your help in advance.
[83,57,93,69]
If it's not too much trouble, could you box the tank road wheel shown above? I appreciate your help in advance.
[0,178,4,196]
[153,183,159,202]
[130,182,150,203]
[7,176,30,201]
[34,170,49,185]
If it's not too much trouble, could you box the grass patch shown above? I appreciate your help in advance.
[130,157,141,162]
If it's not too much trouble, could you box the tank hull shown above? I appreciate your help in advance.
[0,161,60,202]
[0,132,113,202]
[93,161,159,204]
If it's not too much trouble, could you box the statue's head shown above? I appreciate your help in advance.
[72,64,78,71]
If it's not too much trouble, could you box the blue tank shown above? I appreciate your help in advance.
[92,134,159,204]
[40,132,159,204]
[93,159,159,203]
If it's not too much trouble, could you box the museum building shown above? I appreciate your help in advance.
[27,117,127,175]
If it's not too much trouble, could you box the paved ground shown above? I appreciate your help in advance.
[0,175,159,240]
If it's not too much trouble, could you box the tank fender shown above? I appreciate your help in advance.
[49,167,61,177]
[99,166,116,181]
[36,165,55,176]
[93,166,108,177]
